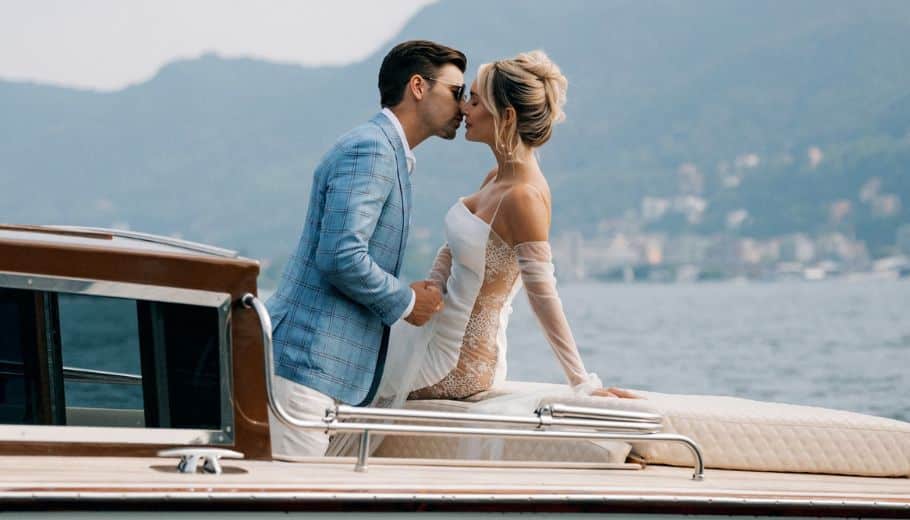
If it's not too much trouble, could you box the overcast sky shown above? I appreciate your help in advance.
[0,0,435,91]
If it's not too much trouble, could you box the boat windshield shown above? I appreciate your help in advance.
[0,273,233,445]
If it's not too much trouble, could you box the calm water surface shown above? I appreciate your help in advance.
[506,279,910,421]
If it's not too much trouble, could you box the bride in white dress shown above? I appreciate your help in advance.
[327,52,639,459]
[368,50,638,414]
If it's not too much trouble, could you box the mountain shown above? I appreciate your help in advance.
[2,0,909,284]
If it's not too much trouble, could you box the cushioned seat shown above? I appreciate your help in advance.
[374,381,910,477]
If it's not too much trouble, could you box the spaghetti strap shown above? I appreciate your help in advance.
[488,188,512,228]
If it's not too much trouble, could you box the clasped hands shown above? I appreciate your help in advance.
[404,280,444,326]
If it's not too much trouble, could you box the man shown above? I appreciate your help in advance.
[266,40,468,457]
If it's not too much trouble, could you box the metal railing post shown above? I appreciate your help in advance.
[355,430,371,473]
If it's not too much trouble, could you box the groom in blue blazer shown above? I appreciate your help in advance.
[266,41,467,457]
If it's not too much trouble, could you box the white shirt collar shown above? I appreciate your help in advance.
[381,108,416,174]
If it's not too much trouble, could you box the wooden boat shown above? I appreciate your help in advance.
[1,224,908,516]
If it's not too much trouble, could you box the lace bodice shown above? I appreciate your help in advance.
[409,227,520,399]
[377,185,597,407]
[332,184,600,460]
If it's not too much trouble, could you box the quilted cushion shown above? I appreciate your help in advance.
[375,381,910,477]
[550,387,910,477]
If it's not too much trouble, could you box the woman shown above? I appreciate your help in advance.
[374,50,638,408]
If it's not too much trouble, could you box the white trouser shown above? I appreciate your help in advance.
[268,375,336,458]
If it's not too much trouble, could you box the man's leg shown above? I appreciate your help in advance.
[268,375,335,458]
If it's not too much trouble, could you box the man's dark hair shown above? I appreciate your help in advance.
[378,40,467,108]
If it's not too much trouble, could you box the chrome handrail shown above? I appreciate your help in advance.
[328,419,704,477]
[63,366,142,385]
[0,360,141,385]
[49,225,239,258]
[334,405,662,433]
[541,403,662,423]
[242,293,327,432]
[242,293,705,480]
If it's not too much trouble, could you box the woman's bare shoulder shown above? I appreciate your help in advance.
[500,183,552,244]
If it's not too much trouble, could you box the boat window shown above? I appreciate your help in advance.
[59,294,145,426]
[0,274,232,444]
[0,288,43,425]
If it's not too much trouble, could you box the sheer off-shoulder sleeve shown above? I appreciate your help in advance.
[515,241,602,395]
[426,243,453,294]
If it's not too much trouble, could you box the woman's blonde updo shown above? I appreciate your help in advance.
[476,50,568,158]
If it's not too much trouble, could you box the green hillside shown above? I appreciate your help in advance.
[1,0,908,283]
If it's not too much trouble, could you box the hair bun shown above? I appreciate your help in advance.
[521,50,562,80]
[474,49,569,152]
[514,50,567,124]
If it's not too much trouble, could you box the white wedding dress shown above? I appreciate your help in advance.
[380,197,518,401]
[377,187,601,407]
[327,187,603,458]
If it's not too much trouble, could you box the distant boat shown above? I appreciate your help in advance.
[803,267,827,281]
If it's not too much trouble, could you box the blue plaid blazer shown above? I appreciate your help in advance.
[267,113,412,405]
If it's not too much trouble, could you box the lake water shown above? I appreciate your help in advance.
[505,279,909,422]
[62,279,906,423]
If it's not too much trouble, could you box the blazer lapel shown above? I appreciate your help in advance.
[371,113,411,274]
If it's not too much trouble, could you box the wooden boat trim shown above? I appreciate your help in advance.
[2,489,909,516]
[0,230,271,459]
[49,225,240,258]
[2,448,900,518]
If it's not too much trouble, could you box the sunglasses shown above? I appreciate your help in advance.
[423,75,467,103]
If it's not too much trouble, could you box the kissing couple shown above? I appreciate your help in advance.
[266,40,637,458]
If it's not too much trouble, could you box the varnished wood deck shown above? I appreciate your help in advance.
[1,455,908,515]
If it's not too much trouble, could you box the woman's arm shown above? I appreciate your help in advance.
[426,244,453,293]
[503,185,601,393]
[514,241,601,392]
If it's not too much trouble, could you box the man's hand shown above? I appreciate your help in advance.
[404,281,444,326]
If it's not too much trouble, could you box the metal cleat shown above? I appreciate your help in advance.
[157,448,244,475]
